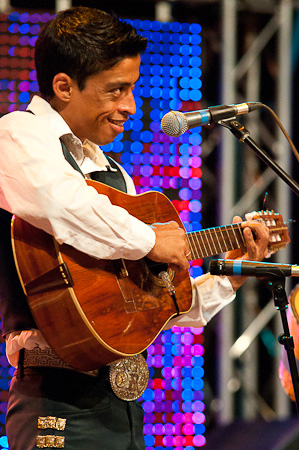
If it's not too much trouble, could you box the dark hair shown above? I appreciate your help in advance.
[35,6,147,98]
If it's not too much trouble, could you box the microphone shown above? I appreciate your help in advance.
[161,102,262,137]
[209,259,299,278]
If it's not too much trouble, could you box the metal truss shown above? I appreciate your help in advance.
[218,0,294,423]
[154,0,296,423]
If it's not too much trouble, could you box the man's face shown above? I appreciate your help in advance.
[62,55,140,145]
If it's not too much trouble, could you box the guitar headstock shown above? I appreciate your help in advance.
[245,210,290,257]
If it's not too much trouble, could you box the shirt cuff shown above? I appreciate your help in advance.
[165,273,236,329]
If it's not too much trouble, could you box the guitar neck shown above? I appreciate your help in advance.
[187,222,246,260]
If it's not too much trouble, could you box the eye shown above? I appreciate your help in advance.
[110,87,123,96]
[109,84,135,98]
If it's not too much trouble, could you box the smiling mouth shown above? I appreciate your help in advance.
[108,118,127,126]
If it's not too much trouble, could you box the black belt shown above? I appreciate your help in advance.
[17,347,149,401]
[17,347,99,378]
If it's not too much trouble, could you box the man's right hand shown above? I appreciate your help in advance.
[147,221,190,272]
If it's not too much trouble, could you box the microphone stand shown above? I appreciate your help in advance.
[218,119,299,198]
[217,119,299,412]
[260,272,299,415]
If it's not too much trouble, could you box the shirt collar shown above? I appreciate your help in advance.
[27,96,116,173]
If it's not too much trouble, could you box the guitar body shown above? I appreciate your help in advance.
[11,181,192,371]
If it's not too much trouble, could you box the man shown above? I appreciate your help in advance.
[0,6,269,450]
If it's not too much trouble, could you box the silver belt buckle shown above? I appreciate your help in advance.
[109,354,149,401]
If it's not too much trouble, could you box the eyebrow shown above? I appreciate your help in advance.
[106,76,140,90]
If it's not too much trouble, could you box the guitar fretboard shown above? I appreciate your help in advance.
[186,223,246,260]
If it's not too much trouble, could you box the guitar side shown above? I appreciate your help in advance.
[11,181,192,371]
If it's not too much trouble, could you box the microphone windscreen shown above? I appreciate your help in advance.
[161,111,188,137]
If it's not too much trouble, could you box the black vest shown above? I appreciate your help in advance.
[0,208,36,336]
[0,143,127,336]
[60,140,127,192]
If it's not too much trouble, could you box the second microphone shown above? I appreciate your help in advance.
[161,102,262,137]
[209,259,299,278]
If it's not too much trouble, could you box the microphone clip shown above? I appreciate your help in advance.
[218,118,250,142]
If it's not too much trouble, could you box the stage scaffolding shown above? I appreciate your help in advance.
[155,0,298,425]
[157,0,297,423]
[219,0,294,423]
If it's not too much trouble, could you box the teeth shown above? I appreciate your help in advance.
[109,119,124,126]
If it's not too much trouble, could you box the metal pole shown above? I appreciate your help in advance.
[274,0,293,418]
[218,0,237,424]
[0,0,10,12]
[55,0,72,13]
[155,1,173,22]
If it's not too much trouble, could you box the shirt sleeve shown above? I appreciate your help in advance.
[165,273,236,328]
[0,112,155,260]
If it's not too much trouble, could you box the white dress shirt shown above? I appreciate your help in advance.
[0,96,235,367]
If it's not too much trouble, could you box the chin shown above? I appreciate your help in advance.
[98,135,120,146]
[98,139,115,146]
[88,137,111,146]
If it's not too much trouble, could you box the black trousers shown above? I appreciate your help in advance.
[6,367,145,450]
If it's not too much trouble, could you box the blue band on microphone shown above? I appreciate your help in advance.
[232,260,242,275]
[176,113,183,134]
[200,110,210,124]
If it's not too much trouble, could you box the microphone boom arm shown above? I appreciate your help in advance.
[218,119,299,198]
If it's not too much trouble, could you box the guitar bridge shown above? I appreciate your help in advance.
[24,263,74,295]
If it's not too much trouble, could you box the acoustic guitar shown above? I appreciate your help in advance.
[11,180,290,371]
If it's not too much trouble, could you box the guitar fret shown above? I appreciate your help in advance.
[211,229,220,254]
[206,229,221,254]
[229,224,238,248]
[218,227,230,252]
[201,230,213,255]
[202,230,214,256]
[188,232,200,260]
[192,230,208,258]
[209,228,221,254]
[186,233,196,260]
[195,231,206,258]
[234,223,246,247]
[228,225,239,250]
[197,233,209,257]
[192,234,200,259]
[213,227,223,253]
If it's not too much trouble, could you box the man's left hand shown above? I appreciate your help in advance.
[224,215,270,290]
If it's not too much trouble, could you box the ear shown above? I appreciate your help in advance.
[52,73,74,102]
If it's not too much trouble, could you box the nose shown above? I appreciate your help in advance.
[120,90,136,116]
